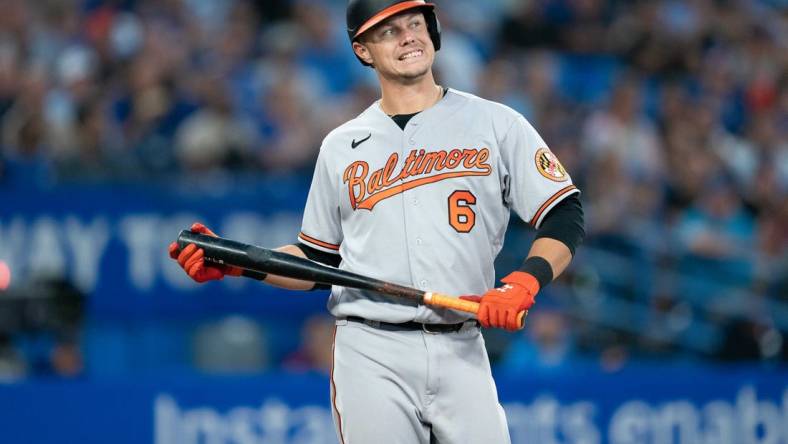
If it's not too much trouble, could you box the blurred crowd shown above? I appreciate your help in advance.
[0,0,786,378]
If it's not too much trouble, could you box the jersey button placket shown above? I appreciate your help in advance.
[404,118,430,317]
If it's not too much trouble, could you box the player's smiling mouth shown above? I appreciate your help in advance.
[399,49,423,61]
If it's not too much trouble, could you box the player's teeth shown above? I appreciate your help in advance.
[402,50,422,60]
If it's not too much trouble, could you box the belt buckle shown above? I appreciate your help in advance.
[422,322,441,334]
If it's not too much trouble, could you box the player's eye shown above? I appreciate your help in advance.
[380,28,395,37]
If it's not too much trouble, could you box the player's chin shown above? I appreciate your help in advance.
[396,60,432,80]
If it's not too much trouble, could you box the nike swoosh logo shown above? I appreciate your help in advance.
[351,133,372,149]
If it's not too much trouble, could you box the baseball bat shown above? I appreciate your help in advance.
[176,231,525,328]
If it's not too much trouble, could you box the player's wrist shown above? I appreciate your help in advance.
[515,256,553,290]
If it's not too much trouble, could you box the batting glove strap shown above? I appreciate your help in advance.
[501,271,540,298]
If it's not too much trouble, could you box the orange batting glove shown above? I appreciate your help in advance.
[167,222,243,283]
[460,271,539,331]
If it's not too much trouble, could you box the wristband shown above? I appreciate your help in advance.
[518,256,553,289]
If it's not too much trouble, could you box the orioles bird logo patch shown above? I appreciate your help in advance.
[535,148,568,182]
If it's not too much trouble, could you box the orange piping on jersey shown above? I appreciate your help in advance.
[298,232,340,251]
[358,170,490,210]
[330,325,346,444]
[529,185,578,227]
[354,1,435,38]
[344,148,492,210]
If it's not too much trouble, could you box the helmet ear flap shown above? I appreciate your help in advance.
[425,10,441,51]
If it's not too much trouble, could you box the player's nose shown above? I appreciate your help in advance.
[400,29,417,46]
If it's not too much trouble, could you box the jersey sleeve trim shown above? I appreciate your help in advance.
[298,232,341,252]
[529,185,580,228]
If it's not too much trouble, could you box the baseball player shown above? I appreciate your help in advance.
[169,1,585,442]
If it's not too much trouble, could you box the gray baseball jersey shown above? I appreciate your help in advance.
[298,89,578,324]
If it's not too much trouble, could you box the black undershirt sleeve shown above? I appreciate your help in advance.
[293,243,342,291]
[535,193,585,256]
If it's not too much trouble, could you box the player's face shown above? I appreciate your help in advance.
[355,12,435,82]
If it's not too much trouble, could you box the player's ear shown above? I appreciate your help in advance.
[352,41,374,66]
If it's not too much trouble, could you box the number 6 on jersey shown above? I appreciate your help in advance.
[448,190,476,233]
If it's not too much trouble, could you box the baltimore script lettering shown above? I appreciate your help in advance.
[343,148,492,210]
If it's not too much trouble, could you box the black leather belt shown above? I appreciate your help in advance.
[345,316,478,333]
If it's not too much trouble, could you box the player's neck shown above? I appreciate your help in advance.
[378,74,441,116]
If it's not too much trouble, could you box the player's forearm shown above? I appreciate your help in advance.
[259,244,317,291]
[522,194,584,286]
[526,237,573,281]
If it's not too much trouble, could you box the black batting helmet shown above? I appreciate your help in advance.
[347,0,441,66]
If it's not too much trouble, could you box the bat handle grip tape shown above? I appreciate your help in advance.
[423,293,527,329]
